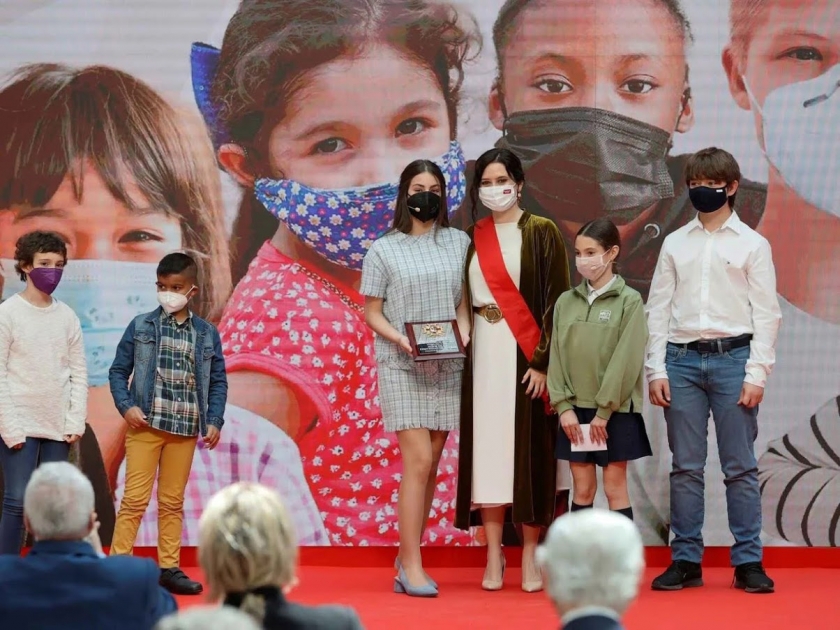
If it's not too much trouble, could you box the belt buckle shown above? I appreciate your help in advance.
[483,305,503,324]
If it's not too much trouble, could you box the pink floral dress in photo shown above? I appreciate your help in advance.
[219,241,472,546]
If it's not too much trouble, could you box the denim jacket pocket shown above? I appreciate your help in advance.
[132,331,156,408]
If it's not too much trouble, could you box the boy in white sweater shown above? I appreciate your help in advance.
[0,231,88,555]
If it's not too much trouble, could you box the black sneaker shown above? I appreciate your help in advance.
[651,561,703,591]
[733,562,775,593]
[159,567,203,595]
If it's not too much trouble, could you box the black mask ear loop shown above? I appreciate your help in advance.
[638,85,691,245]
[669,86,691,153]
[496,77,511,136]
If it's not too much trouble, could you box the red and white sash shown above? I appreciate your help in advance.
[474,217,552,411]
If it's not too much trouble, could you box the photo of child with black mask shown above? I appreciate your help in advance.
[454,0,768,301]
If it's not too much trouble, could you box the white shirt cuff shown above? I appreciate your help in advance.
[744,369,767,388]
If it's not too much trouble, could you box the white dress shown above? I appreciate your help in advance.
[469,222,521,504]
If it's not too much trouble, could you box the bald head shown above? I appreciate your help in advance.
[24,462,95,541]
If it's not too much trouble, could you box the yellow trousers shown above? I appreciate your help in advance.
[110,426,196,568]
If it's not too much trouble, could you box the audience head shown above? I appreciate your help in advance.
[198,483,298,622]
[24,462,96,542]
[155,606,261,630]
[537,509,644,618]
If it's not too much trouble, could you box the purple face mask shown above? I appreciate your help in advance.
[28,267,63,295]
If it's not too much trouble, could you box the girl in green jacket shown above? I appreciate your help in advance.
[547,218,652,520]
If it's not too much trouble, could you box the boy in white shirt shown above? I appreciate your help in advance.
[0,230,88,554]
[645,148,781,594]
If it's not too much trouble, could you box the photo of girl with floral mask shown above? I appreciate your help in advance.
[454,0,768,302]
[191,0,479,545]
[0,63,325,548]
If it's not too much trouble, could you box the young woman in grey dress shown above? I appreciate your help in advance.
[361,160,471,598]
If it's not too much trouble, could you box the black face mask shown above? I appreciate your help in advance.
[688,186,730,213]
[496,107,674,225]
[406,191,441,223]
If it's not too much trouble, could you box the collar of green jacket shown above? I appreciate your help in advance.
[571,274,627,301]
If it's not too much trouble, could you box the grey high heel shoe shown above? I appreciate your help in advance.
[395,557,438,589]
[393,563,438,597]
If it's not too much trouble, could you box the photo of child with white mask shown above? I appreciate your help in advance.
[628,0,840,549]
[721,0,840,546]
[0,63,325,548]
[194,0,478,546]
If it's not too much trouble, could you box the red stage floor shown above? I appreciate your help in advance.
[148,547,840,630]
[172,566,840,630]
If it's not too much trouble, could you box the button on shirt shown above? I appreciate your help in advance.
[645,212,782,387]
[149,311,200,436]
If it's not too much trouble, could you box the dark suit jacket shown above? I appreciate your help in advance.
[224,586,364,630]
[0,540,176,630]
[563,613,624,630]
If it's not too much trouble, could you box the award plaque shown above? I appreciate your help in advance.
[404,320,466,361]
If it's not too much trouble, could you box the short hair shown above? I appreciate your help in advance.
[684,147,741,208]
[492,0,694,80]
[14,231,67,282]
[577,218,621,259]
[157,252,198,282]
[0,63,231,318]
[729,0,769,60]
[24,462,94,541]
[537,509,644,615]
[154,606,261,630]
[198,483,298,624]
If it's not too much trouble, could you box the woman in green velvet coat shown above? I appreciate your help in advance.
[455,148,570,593]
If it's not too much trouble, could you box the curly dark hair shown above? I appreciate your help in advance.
[492,0,693,83]
[14,231,67,282]
[210,0,481,282]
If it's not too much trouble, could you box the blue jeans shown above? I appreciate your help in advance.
[664,343,761,566]
[0,438,70,554]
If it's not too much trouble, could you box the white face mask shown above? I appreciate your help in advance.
[157,287,194,314]
[743,65,840,217]
[1,259,160,386]
[478,184,518,212]
[575,252,612,282]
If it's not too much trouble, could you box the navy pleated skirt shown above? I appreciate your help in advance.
[555,406,652,467]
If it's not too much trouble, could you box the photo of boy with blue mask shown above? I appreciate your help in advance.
[454,0,768,301]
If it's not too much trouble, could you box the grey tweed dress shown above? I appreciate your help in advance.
[360,226,470,432]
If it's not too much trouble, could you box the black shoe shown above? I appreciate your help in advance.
[733,562,775,593]
[651,561,703,591]
[159,567,203,595]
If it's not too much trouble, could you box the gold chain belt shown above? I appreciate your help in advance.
[473,304,504,324]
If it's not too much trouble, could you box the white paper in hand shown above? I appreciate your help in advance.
[571,424,608,452]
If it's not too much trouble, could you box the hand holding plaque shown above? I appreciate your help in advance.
[404,320,466,361]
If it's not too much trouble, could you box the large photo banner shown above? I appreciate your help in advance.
[0,0,837,548]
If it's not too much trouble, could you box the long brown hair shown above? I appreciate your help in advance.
[210,0,480,283]
[391,160,450,235]
[0,63,232,319]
